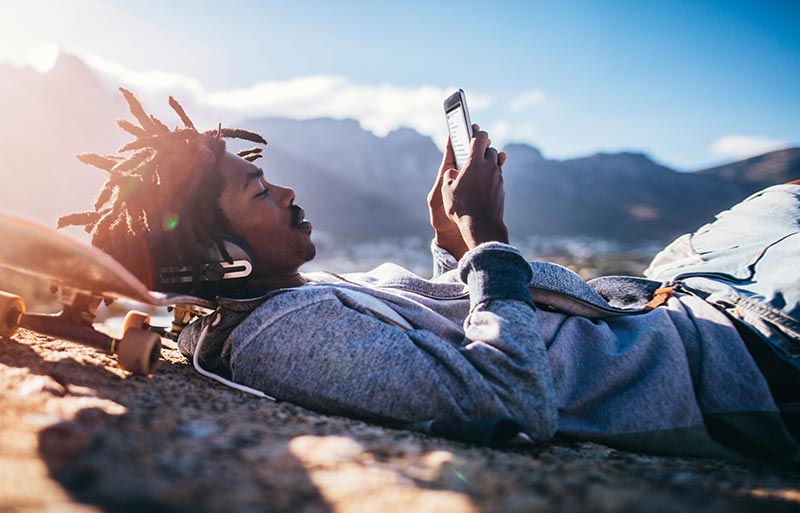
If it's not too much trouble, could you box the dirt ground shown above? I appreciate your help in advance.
[2,329,800,513]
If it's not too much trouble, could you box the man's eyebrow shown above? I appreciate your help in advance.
[243,168,264,190]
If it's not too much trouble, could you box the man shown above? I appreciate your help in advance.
[63,89,800,465]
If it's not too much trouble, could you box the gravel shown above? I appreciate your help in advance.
[2,329,800,513]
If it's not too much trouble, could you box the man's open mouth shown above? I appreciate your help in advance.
[291,205,311,231]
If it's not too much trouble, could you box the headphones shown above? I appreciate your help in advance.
[155,236,254,300]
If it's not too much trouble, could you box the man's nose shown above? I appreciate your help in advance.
[276,185,296,207]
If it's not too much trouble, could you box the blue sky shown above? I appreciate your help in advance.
[1,0,798,169]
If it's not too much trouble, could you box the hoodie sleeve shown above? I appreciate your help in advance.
[227,243,558,442]
[431,239,459,278]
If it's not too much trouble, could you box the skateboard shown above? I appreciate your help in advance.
[0,211,216,375]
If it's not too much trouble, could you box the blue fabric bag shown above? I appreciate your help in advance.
[645,184,800,369]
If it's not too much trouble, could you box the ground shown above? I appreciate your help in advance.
[2,329,800,513]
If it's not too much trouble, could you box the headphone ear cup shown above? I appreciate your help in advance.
[195,235,253,298]
[219,237,254,267]
[154,235,254,300]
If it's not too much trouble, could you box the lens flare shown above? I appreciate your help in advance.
[453,470,470,484]
[162,213,180,231]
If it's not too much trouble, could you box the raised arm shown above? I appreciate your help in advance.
[428,125,507,263]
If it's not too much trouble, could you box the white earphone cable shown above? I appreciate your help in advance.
[192,312,277,401]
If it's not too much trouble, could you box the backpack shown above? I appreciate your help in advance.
[644,184,800,370]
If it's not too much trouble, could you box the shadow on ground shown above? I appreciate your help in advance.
[2,330,800,513]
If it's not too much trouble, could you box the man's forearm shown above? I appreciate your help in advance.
[457,242,558,440]
[456,216,509,250]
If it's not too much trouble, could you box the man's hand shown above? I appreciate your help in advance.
[428,137,470,260]
[440,125,509,250]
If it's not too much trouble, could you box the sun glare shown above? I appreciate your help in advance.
[0,1,66,68]
[27,44,60,73]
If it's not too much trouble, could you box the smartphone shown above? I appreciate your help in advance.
[443,89,474,170]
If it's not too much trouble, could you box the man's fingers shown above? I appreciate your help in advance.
[439,136,456,175]
[470,124,491,148]
[498,152,507,167]
[430,165,445,192]
[484,147,499,165]
[429,161,453,203]
[444,168,459,185]
[469,130,491,161]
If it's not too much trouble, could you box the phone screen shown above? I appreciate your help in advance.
[446,102,472,169]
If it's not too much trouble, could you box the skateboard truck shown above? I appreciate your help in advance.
[0,290,161,375]
[0,211,218,376]
[168,305,197,341]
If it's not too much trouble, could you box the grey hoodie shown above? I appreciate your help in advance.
[178,242,800,464]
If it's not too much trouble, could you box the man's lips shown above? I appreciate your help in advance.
[291,205,311,231]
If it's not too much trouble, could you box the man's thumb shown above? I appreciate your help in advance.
[444,168,459,186]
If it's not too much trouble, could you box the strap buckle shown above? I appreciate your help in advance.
[644,286,675,311]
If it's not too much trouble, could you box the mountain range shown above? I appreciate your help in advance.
[1,53,797,247]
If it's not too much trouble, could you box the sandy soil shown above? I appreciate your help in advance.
[2,328,800,513]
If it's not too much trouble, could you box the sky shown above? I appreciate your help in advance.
[1,0,798,170]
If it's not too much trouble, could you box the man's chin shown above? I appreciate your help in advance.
[304,241,317,263]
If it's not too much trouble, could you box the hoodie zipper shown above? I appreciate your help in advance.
[319,271,469,301]
[361,307,411,331]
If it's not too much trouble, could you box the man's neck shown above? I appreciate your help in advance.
[246,271,307,292]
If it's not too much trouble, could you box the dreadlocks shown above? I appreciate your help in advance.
[58,87,267,288]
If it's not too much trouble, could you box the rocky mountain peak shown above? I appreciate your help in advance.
[504,143,545,162]
[698,147,800,184]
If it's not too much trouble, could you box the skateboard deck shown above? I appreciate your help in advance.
[0,211,216,375]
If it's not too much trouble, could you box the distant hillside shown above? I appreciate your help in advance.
[499,145,793,242]
[0,54,125,228]
[697,148,800,184]
[1,52,796,246]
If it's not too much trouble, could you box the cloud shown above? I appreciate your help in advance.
[75,52,495,145]
[84,53,205,97]
[23,49,557,152]
[488,120,511,142]
[508,89,546,113]
[204,79,493,139]
[709,134,788,160]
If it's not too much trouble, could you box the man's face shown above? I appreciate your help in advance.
[216,151,316,279]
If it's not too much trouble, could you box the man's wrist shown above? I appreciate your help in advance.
[434,233,468,261]
[456,216,509,248]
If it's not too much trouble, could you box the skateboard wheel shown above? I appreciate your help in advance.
[117,328,161,375]
[0,292,25,338]
[122,311,151,334]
